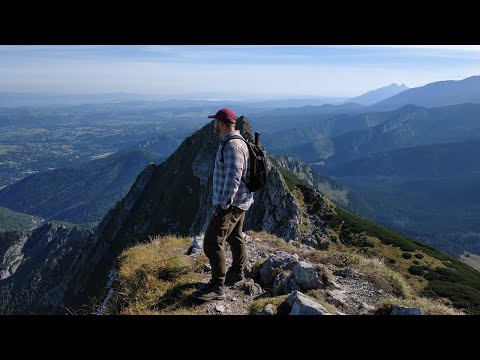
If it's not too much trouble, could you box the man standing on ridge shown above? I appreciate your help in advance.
[192,108,254,302]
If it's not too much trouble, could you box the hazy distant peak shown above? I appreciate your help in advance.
[372,75,480,110]
[387,83,408,89]
[346,83,410,106]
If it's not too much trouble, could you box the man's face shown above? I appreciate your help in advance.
[213,118,221,136]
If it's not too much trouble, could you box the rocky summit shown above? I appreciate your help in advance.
[98,231,460,315]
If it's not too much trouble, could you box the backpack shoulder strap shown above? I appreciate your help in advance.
[220,135,248,162]
[220,135,250,185]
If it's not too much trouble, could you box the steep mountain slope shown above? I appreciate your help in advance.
[0,149,164,225]
[324,139,480,178]
[0,116,301,314]
[59,117,301,311]
[0,206,43,233]
[269,155,381,224]
[302,103,480,165]
[273,103,480,259]
[347,83,409,106]
[0,222,92,314]
[372,75,480,110]
[70,158,480,315]
[262,107,394,157]
[322,139,480,256]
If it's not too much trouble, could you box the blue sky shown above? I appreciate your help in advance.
[0,45,479,99]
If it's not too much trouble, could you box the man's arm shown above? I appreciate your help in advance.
[220,141,246,210]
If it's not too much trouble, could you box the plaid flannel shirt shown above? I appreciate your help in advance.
[212,130,254,211]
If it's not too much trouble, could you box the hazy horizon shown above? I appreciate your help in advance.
[1,45,479,99]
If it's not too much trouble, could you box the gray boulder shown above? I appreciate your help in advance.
[233,279,263,296]
[291,261,324,290]
[285,291,331,315]
[325,289,348,308]
[259,251,299,285]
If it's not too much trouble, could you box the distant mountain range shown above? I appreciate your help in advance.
[322,139,480,256]
[262,104,404,157]
[257,74,480,259]
[324,103,480,165]
[251,102,367,136]
[282,103,480,165]
[325,138,480,178]
[347,83,409,106]
[371,75,480,110]
[0,91,347,109]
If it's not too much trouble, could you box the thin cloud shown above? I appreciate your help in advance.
[0,45,479,97]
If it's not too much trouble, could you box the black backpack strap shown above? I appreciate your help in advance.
[220,135,247,162]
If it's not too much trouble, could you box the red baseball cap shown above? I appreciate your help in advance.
[208,108,237,123]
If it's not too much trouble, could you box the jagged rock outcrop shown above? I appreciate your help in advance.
[271,155,351,206]
[325,289,349,308]
[0,233,29,280]
[60,163,157,310]
[290,261,325,291]
[186,117,301,240]
[259,251,299,285]
[96,222,464,315]
[244,167,300,241]
[0,222,91,314]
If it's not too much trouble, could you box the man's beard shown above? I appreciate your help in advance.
[213,122,220,136]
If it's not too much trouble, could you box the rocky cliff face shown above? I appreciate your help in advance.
[244,167,300,241]
[271,155,351,206]
[0,222,91,314]
[187,117,301,240]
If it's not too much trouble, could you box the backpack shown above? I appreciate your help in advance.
[220,134,267,192]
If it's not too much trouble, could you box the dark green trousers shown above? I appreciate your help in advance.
[203,206,246,286]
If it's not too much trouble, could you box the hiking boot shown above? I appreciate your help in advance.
[191,281,226,302]
[225,268,245,286]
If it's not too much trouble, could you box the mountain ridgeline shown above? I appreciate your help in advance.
[290,103,480,165]
[0,206,43,233]
[0,149,166,225]
[321,138,480,256]
[371,75,480,111]
[1,117,480,315]
[0,117,301,313]
[346,83,409,106]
